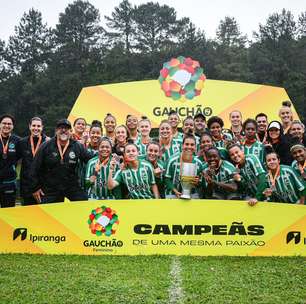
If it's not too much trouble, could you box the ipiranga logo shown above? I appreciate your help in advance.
[13,228,27,241]
[12,228,66,243]
[286,231,301,244]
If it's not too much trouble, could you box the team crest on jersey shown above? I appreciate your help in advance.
[140,168,147,180]
[69,151,76,159]
[9,143,15,149]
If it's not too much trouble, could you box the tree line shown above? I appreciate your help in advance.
[0,0,305,135]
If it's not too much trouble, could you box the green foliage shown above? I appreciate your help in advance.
[0,1,305,135]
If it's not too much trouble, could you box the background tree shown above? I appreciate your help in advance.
[1,9,52,133]
[43,0,105,133]
[0,2,305,133]
[214,17,251,81]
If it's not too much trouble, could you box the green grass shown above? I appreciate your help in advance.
[0,254,305,304]
[0,255,172,304]
[181,256,306,304]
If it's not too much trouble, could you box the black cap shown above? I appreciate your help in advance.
[194,113,206,121]
[56,119,72,129]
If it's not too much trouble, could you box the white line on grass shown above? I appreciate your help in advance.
[168,256,184,304]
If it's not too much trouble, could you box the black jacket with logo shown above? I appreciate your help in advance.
[18,135,48,196]
[30,137,94,193]
[0,134,21,183]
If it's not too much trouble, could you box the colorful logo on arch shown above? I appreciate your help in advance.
[158,56,206,101]
[87,206,119,237]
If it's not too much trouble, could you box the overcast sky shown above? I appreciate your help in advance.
[0,0,305,42]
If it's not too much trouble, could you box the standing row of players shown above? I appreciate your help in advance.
[0,101,305,207]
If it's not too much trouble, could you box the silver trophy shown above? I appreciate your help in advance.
[180,152,197,199]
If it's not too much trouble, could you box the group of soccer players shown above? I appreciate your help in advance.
[0,100,305,207]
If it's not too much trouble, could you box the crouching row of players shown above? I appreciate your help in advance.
[85,134,306,205]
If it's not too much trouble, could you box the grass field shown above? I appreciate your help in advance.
[0,254,305,304]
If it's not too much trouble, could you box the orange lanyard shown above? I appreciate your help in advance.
[95,157,110,174]
[243,138,256,146]
[57,139,70,164]
[298,161,306,175]
[30,135,42,157]
[268,166,280,187]
[0,134,10,159]
[142,137,150,145]
[256,132,267,143]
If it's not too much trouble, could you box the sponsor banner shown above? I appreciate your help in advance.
[68,80,299,127]
[0,200,305,256]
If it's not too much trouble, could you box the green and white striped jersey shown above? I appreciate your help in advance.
[291,160,306,182]
[243,141,265,165]
[87,146,99,156]
[135,137,150,157]
[202,160,238,198]
[238,154,266,196]
[114,159,156,199]
[202,160,236,184]
[164,152,203,196]
[160,140,181,163]
[85,156,119,200]
[172,132,184,145]
[265,165,305,203]
[139,155,166,198]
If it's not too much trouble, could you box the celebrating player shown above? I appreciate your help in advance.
[85,137,120,200]
[262,148,305,204]
[202,147,239,200]
[108,141,159,199]
[164,133,202,198]
[159,120,181,163]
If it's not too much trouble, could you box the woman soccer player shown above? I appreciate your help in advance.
[103,113,116,144]
[159,120,181,163]
[207,116,232,149]
[242,119,265,165]
[112,125,129,161]
[168,110,183,144]
[108,141,159,199]
[198,132,228,162]
[126,114,139,142]
[136,116,151,157]
[164,133,202,199]
[85,137,120,200]
[72,117,87,144]
[144,141,165,198]
[278,101,293,135]
[87,120,102,155]
[262,148,305,204]
[202,147,239,200]
[229,110,244,143]
[228,143,266,206]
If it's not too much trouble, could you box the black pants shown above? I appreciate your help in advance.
[40,187,88,204]
[0,182,16,208]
